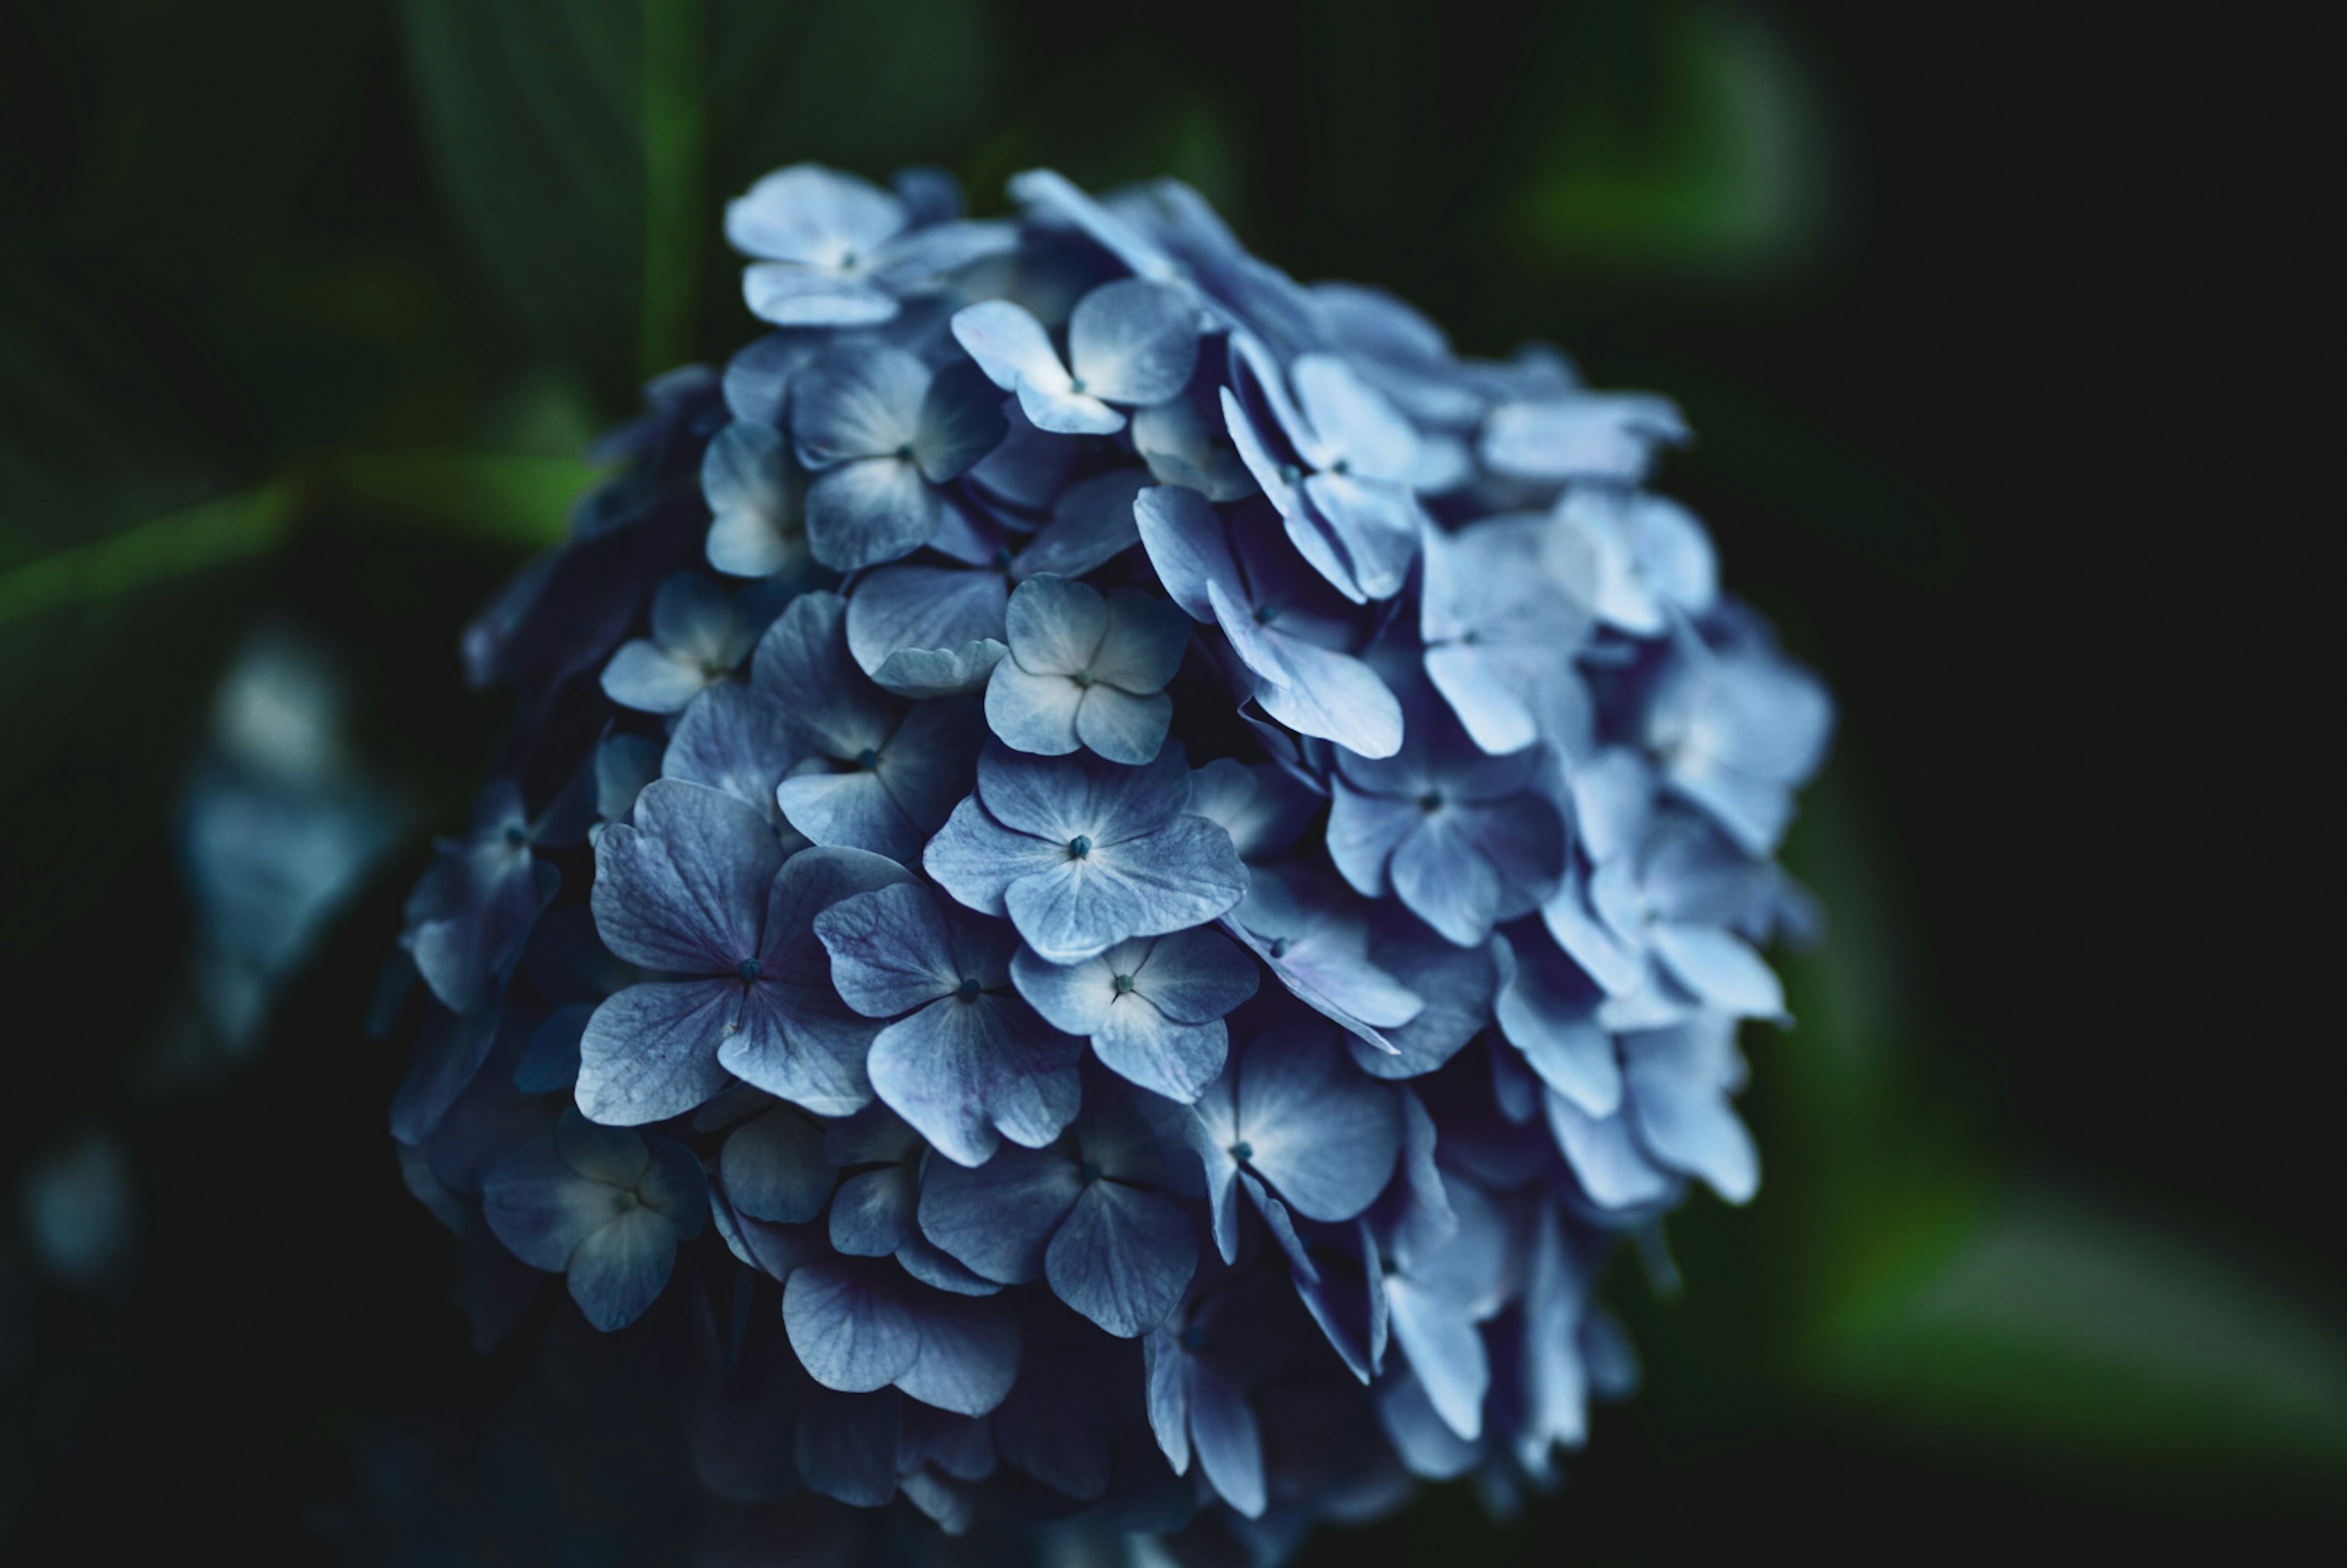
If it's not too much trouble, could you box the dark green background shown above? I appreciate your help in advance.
[1,1,2334,1561]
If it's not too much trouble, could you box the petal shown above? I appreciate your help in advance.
[1090,589,1190,694]
[875,696,985,839]
[794,1386,902,1506]
[923,797,1062,918]
[916,1144,1082,1283]
[977,740,1192,847]
[1622,1019,1758,1203]
[1495,936,1623,1118]
[1238,619,1403,758]
[785,1258,923,1392]
[830,1165,916,1256]
[590,779,780,972]
[1133,483,1238,622]
[482,1137,622,1272]
[742,265,900,328]
[1386,1277,1489,1440]
[1478,393,1688,483]
[895,1292,1021,1416]
[1068,277,1199,406]
[727,165,905,266]
[1015,381,1125,437]
[793,345,927,463]
[777,769,920,861]
[1073,686,1172,764]
[1187,1363,1266,1518]
[805,457,940,571]
[815,881,960,1016]
[1145,1327,1191,1474]
[600,639,713,713]
[663,682,794,822]
[1649,923,1786,1019]
[1390,814,1502,946]
[985,663,1085,760]
[1543,1093,1675,1209]
[1092,1003,1227,1104]
[1298,472,1419,600]
[721,1105,834,1224]
[873,640,1006,700]
[721,981,879,1116]
[866,995,1084,1167]
[1046,1181,1197,1337]
[1238,1031,1402,1222]
[1006,945,1120,1036]
[1005,573,1110,676]
[750,589,899,761]
[1324,782,1412,897]
[846,563,1008,683]
[575,979,740,1126]
[1134,925,1260,1024]
[565,1205,682,1330]
[1012,470,1150,581]
[1290,353,1418,480]
[913,361,1009,483]
[949,299,1070,395]
[1425,644,1538,757]
[703,421,804,579]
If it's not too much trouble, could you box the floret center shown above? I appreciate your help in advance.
[737,959,763,983]
[956,977,983,1002]
[1267,937,1290,959]
[1076,1161,1103,1184]
[1072,669,1095,688]
[1068,834,1092,859]
[1227,1139,1254,1163]
[614,1189,640,1212]
[1112,973,1137,994]
[1417,789,1445,813]
[854,747,881,769]
[1068,375,1087,394]
[502,824,529,848]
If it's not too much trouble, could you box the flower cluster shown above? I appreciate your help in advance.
[384,163,1830,1561]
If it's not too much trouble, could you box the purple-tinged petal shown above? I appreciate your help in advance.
[917,1144,1082,1283]
[866,995,1083,1167]
[785,1258,922,1392]
[575,978,740,1126]
[1046,1180,1197,1337]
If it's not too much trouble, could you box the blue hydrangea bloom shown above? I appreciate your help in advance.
[386,162,1831,1559]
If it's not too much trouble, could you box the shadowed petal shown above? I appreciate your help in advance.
[785,1258,922,1392]
[1046,1180,1197,1337]
[576,979,740,1126]
[917,1145,1082,1283]
[866,994,1084,1167]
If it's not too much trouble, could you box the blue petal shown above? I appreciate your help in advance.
[794,346,928,464]
[703,421,805,579]
[1132,483,1236,623]
[1290,353,1418,480]
[950,299,1067,395]
[1004,573,1110,676]
[1184,757,1317,860]
[1134,924,1260,1024]
[1067,278,1199,406]
[593,777,780,972]
[1355,911,1498,1078]
[1005,813,1247,964]
[1233,1028,1401,1222]
[986,660,1084,755]
[751,590,899,761]
[743,265,900,327]
[815,881,960,1017]
[1494,930,1622,1116]
[1324,782,1413,897]
[1015,379,1124,437]
[480,1136,618,1272]
[1089,589,1189,694]
[1006,942,1120,1036]
[871,697,985,841]
[913,361,1008,483]
[1622,1017,1758,1203]
[895,1232,1005,1297]
[922,797,1064,917]
[601,638,717,713]
[866,994,1084,1167]
[1386,1275,1489,1439]
[776,770,919,861]
[1543,1092,1675,1209]
[1478,392,1688,483]
[846,563,1008,689]
[1648,921,1785,1019]
[1390,813,1505,947]
[565,1206,683,1330]
[1377,1367,1483,1479]
[1144,1326,1191,1473]
[721,1104,834,1224]
[1012,470,1150,581]
[727,164,905,266]
[575,978,739,1125]
[975,736,1191,846]
[894,1290,1021,1416]
[804,456,939,570]
[830,1165,916,1255]
[1073,686,1172,764]
[1095,1005,1227,1104]
[1186,1360,1266,1517]
[1045,1179,1197,1337]
[664,682,794,822]
[787,1257,924,1393]
[916,1144,1082,1283]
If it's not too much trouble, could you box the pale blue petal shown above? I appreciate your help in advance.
[575,979,740,1126]
[1073,686,1172,764]
[1134,925,1259,1023]
[1324,782,1411,897]
[1006,943,1120,1036]
[1290,353,1417,481]
[1005,573,1109,676]
[703,422,804,579]
[815,881,960,1016]
[722,983,879,1115]
[1133,483,1237,622]
[923,797,1062,918]
[664,683,794,821]
[751,590,898,761]
[950,299,1068,395]
[1495,933,1622,1117]
[1046,1180,1197,1336]
[866,994,1084,1167]
[1090,588,1189,693]
[1386,1276,1488,1440]
[795,345,928,459]
[873,640,1006,700]
[914,361,1008,483]
[1623,1018,1758,1203]
[727,165,905,266]
[1188,1361,1266,1517]
[1543,1093,1675,1209]
[1068,278,1199,407]
[1092,1005,1226,1104]
[916,1143,1081,1283]
[894,1292,1021,1416]
[1237,1030,1401,1222]
[600,640,711,713]
[830,1165,916,1255]
[1649,921,1784,1019]
[985,660,1084,756]
[804,457,939,570]
[743,265,899,327]
[777,769,920,860]
[846,563,1008,683]
[1478,393,1688,483]
[785,1258,923,1392]
[1013,469,1150,581]
[566,1206,682,1330]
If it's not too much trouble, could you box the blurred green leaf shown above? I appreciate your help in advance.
[1512,0,1838,280]
[324,450,605,549]
[397,0,997,401]
[0,482,299,627]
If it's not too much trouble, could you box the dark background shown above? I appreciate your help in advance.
[1,1,2331,1561]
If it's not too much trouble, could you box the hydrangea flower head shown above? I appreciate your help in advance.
[386,161,1831,1559]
